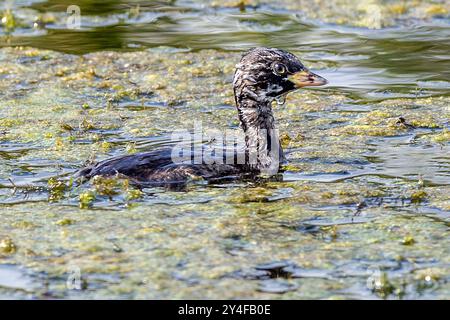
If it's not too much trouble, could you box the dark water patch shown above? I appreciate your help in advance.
[232,261,295,281]
[236,257,448,298]
[255,261,293,279]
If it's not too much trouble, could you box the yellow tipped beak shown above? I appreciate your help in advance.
[288,70,328,88]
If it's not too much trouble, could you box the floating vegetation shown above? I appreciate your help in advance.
[92,176,122,197]
[79,191,96,209]
[0,0,448,300]
[1,9,16,33]
[55,218,75,226]
[0,237,16,255]
[401,236,416,246]
[369,272,396,299]
[425,4,448,16]
[432,129,450,144]
[410,190,428,203]
[48,177,68,202]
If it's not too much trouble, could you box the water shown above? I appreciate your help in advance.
[0,265,34,291]
[0,0,449,299]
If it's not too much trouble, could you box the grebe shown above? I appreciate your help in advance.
[77,48,327,185]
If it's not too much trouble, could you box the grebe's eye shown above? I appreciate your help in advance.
[273,63,286,75]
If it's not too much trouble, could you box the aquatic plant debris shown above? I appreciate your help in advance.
[0,0,449,300]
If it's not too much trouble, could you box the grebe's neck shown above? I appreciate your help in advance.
[233,84,284,174]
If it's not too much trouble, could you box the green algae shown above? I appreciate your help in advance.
[0,0,448,300]
[1,9,17,33]
[207,0,449,29]
[410,190,427,203]
[55,218,75,226]
[432,129,450,144]
[401,235,416,246]
[0,237,16,255]
[79,191,96,209]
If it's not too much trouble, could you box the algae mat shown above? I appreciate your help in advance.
[0,0,449,299]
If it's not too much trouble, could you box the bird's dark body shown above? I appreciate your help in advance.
[77,147,251,185]
[76,48,327,185]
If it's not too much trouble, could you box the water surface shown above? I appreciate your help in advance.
[0,0,449,299]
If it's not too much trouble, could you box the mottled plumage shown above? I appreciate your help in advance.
[76,47,327,185]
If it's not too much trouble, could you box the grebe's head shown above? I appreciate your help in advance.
[233,47,327,104]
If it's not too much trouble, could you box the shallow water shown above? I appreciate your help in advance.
[0,0,449,299]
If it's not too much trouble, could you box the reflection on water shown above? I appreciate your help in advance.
[367,135,450,185]
[2,0,449,101]
[286,132,449,186]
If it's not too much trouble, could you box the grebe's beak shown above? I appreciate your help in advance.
[288,69,328,88]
